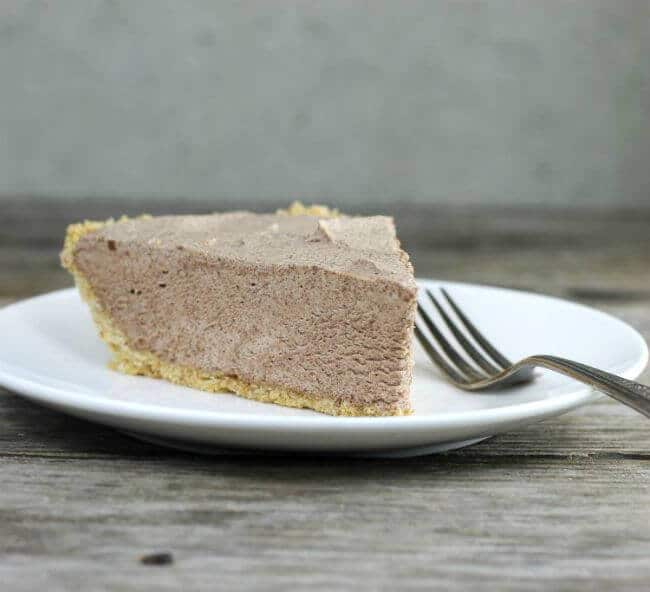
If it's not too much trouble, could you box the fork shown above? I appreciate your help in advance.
[414,288,650,418]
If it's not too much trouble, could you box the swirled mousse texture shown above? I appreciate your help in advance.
[62,210,417,416]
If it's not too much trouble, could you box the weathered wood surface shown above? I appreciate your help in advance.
[1,201,650,591]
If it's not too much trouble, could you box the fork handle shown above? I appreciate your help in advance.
[523,355,650,418]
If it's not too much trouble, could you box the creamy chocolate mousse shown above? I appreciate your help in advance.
[61,204,417,416]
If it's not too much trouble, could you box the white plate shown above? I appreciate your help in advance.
[0,280,646,457]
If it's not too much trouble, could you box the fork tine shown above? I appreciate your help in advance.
[426,289,502,376]
[441,288,512,368]
[416,303,486,381]
[413,323,469,385]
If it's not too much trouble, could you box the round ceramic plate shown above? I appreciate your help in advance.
[0,280,646,457]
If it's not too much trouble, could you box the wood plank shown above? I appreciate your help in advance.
[2,199,649,300]
[1,383,650,460]
[3,197,650,250]
[1,440,650,591]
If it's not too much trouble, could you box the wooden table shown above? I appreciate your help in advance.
[2,200,650,591]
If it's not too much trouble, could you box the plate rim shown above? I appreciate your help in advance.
[0,281,647,435]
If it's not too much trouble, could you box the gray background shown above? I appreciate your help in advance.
[1,0,649,209]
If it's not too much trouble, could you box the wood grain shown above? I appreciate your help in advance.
[1,201,649,591]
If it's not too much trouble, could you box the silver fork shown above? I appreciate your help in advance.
[414,288,650,418]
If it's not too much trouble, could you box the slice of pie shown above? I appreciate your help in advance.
[61,203,417,416]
